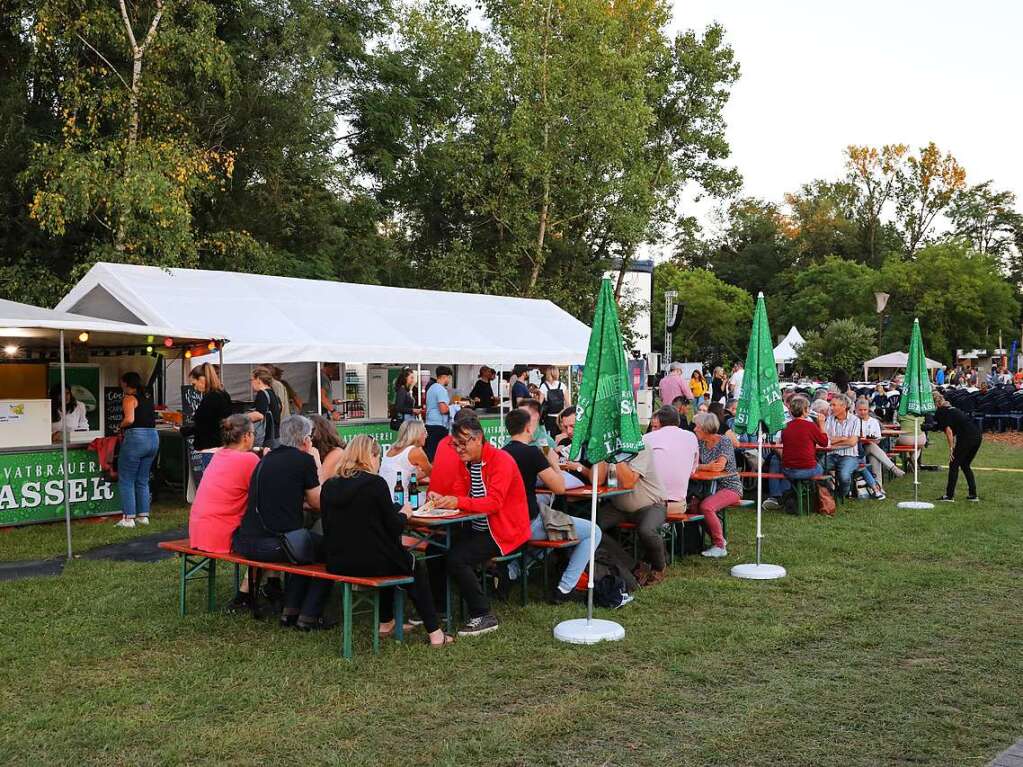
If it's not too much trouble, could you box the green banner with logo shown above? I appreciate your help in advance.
[337,415,507,451]
[0,448,121,527]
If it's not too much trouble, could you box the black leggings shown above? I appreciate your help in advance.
[379,559,440,634]
[947,439,981,497]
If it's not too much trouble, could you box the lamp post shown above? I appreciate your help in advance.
[664,290,677,372]
[874,292,890,376]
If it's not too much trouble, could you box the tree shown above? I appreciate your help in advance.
[893,142,967,256]
[783,180,864,263]
[707,197,796,296]
[845,144,907,266]
[793,319,878,380]
[949,181,1022,259]
[773,256,879,333]
[651,262,753,363]
[878,242,1020,361]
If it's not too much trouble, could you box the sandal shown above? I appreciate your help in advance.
[427,633,455,647]
[378,621,417,638]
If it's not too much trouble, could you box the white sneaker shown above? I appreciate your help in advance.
[114,517,136,529]
[873,489,886,501]
[892,467,906,478]
[761,498,781,511]
[701,546,728,558]
[136,516,150,525]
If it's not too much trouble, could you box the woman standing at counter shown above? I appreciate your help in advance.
[115,372,160,529]
[393,368,419,424]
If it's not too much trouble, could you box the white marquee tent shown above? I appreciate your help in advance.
[57,263,591,366]
[863,351,942,380]
[773,326,805,365]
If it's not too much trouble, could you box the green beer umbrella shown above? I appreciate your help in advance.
[556,278,640,644]
[897,318,936,509]
[731,292,787,580]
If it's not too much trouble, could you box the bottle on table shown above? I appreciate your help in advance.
[393,471,405,506]
[607,463,618,489]
[408,472,419,509]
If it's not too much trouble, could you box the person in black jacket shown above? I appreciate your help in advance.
[393,368,419,424]
[320,435,453,647]
[181,363,234,486]
[933,391,982,502]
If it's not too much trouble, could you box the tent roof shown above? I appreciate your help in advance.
[56,263,592,365]
[864,351,942,370]
[773,326,805,363]
[0,297,223,348]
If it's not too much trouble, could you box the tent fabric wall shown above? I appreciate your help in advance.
[57,263,591,366]
[862,351,942,380]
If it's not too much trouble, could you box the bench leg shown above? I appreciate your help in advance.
[178,554,187,617]
[394,588,405,643]
[341,583,353,660]
[233,563,241,593]
[207,559,217,612]
[372,591,381,655]
[520,554,528,607]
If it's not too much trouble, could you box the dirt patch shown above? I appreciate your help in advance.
[986,432,1023,448]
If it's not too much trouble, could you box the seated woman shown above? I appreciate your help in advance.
[310,414,346,483]
[189,415,260,554]
[232,415,329,630]
[780,396,828,483]
[689,412,741,559]
[380,420,432,499]
[320,435,453,647]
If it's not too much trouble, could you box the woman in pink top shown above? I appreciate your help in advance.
[189,415,260,553]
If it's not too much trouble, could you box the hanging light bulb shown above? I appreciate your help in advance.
[78,332,89,342]
[207,341,216,351]
[147,335,154,343]
[3,344,18,356]
[163,337,174,348]
[146,345,154,354]
[184,350,192,359]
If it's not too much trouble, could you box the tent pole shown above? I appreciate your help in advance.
[416,364,422,418]
[587,463,598,625]
[498,365,504,425]
[59,330,73,560]
[756,428,763,566]
[565,364,571,406]
[316,361,322,415]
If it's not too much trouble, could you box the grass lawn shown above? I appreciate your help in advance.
[0,439,1020,766]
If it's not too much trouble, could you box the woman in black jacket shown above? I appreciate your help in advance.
[320,435,453,646]
[393,368,419,424]
[181,363,234,486]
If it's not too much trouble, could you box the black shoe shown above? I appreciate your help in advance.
[295,616,337,632]
[457,613,499,636]
[225,591,252,614]
[966,495,980,502]
[548,586,584,605]
[261,578,284,605]
[279,613,298,629]
[938,495,955,502]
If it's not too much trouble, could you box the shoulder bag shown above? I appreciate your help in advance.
[250,461,316,564]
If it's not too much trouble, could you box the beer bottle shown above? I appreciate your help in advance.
[408,472,419,509]
[607,463,618,489]
[393,471,405,506]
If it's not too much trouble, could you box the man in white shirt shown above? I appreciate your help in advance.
[728,363,744,399]
[825,395,884,500]
[854,398,905,486]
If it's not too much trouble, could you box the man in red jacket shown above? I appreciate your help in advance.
[428,411,531,636]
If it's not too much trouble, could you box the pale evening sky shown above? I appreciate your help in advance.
[671,0,1023,218]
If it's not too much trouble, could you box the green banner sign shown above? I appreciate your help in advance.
[337,415,507,451]
[0,448,121,526]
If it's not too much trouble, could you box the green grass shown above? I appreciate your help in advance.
[1,439,1020,766]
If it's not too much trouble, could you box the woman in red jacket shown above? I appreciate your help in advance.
[780,396,828,481]
[427,411,531,637]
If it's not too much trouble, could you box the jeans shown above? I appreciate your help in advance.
[824,454,876,496]
[688,491,734,548]
[597,502,667,571]
[783,464,823,482]
[424,425,448,461]
[119,428,159,518]
[528,513,601,593]
[233,532,331,620]
[446,528,502,618]
[764,452,789,498]
[947,439,981,497]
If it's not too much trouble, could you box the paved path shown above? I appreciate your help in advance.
[990,738,1023,767]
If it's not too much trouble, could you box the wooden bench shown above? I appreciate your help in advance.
[158,539,414,660]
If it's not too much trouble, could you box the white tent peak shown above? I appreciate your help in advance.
[56,262,591,365]
[773,326,805,364]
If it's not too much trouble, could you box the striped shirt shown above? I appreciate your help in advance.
[468,461,490,532]
[825,413,859,457]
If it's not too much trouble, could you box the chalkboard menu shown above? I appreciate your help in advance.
[103,387,123,436]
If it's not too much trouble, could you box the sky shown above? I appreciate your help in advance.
[670,0,1023,217]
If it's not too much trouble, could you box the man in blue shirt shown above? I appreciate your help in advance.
[424,365,453,460]
[510,365,530,409]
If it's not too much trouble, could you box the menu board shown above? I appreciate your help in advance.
[104,387,124,436]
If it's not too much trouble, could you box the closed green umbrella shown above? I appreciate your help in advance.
[731,292,787,580]
[555,278,641,644]
[897,318,936,509]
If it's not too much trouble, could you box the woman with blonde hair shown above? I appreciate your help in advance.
[320,435,453,647]
[380,420,431,501]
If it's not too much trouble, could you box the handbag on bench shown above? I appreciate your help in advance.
[250,462,316,564]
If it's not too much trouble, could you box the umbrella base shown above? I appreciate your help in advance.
[897,501,935,510]
[553,618,625,644]
[731,563,787,580]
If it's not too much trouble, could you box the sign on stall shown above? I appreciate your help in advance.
[0,448,120,526]
[337,416,508,451]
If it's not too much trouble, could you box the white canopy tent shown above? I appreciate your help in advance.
[0,298,226,558]
[863,351,942,380]
[57,263,592,366]
[773,326,805,365]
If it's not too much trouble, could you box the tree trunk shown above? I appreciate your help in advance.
[526,0,553,296]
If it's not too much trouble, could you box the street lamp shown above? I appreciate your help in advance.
[874,291,890,353]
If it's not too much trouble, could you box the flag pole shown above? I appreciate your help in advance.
[755,428,763,567]
[587,463,598,625]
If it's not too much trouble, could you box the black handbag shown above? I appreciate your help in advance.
[250,462,316,564]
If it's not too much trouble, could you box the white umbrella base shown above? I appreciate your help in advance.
[731,563,787,580]
[553,618,625,644]
[897,501,935,509]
